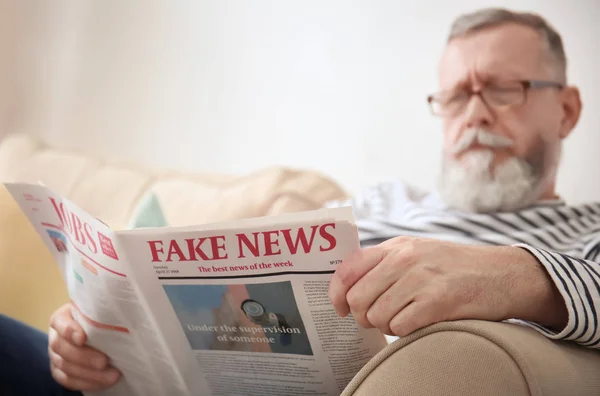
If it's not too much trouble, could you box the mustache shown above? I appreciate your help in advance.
[452,128,515,154]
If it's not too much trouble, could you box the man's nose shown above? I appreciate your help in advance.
[463,94,494,128]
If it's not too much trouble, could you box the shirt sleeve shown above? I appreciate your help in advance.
[324,181,435,247]
[510,239,600,349]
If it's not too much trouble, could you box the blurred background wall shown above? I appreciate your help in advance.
[1,0,598,202]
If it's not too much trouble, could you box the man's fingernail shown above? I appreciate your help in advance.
[74,332,83,345]
[93,356,107,369]
[105,369,120,383]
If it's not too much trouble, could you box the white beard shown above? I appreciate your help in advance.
[437,149,543,213]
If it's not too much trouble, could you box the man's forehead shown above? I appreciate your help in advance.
[438,23,548,87]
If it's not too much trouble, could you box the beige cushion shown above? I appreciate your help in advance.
[0,134,349,228]
[0,185,69,331]
[150,167,346,226]
[342,320,600,396]
[0,134,153,228]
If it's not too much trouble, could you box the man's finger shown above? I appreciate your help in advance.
[48,327,108,370]
[50,304,86,346]
[389,300,443,337]
[363,276,421,334]
[49,350,120,386]
[329,246,384,317]
[346,253,411,328]
[51,364,118,392]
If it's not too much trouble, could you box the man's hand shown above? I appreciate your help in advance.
[328,236,568,337]
[49,304,121,391]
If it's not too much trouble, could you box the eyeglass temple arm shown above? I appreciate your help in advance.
[528,80,564,89]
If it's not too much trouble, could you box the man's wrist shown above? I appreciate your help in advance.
[503,246,568,331]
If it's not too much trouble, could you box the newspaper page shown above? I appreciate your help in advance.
[117,209,388,396]
[5,183,190,395]
[6,182,388,396]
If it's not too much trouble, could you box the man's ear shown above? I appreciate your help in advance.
[558,86,582,139]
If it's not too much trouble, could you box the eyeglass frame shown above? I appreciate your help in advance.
[426,79,565,117]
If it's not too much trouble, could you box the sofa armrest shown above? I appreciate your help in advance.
[342,320,600,396]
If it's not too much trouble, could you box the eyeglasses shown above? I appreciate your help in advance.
[427,80,564,117]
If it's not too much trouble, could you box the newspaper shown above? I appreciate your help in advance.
[5,182,388,396]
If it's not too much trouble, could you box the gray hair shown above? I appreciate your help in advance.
[448,8,567,83]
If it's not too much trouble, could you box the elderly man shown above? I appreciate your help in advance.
[1,6,598,396]
[327,8,598,346]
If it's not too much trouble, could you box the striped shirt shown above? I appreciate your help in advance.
[326,181,600,349]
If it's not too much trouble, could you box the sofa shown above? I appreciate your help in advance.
[1,133,599,395]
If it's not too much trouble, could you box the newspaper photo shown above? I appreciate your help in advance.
[4,182,388,396]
